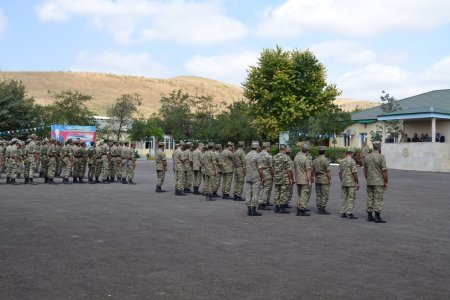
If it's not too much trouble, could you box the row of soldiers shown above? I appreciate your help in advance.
[0,135,137,185]
[156,140,388,223]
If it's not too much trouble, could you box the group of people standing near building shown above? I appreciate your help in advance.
[155,140,389,223]
[0,135,137,185]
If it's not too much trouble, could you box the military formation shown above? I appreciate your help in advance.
[0,135,137,185]
[155,140,388,223]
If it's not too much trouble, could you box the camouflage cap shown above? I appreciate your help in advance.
[207,142,215,147]
[179,141,185,146]
[30,134,37,138]
[74,140,80,144]
[158,142,165,146]
[318,146,327,151]
[66,138,73,143]
[186,142,192,146]
[262,142,270,147]
[251,141,259,148]
[302,144,311,151]
[238,141,245,146]
[227,142,234,147]
[198,143,205,148]
[26,139,31,143]
[347,148,355,153]
[215,144,222,149]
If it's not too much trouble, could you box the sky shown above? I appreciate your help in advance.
[0,0,450,101]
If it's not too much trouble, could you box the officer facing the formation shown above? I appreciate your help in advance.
[174,141,186,195]
[339,148,359,219]
[232,141,246,201]
[192,143,204,195]
[364,141,388,223]
[294,144,312,216]
[273,144,295,214]
[220,142,234,199]
[155,141,167,192]
[202,142,217,201]
[257,142,273,210]
[244,142,261,216]
[312,146,331,214]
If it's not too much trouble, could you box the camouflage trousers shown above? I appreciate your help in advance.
[26,156,37,179]
[95,158,102,178]
[233,167,245,197]
[274,184,290,206]
[62,157,73,179]
[73,158,81,178]
[315,183,330,209]
[340,186,356,214]
[258,171,273,205]
[287,185,293,204]
[214,172,222,192]
[175,170,185,190]
[23,157,30,179]
[203,173,214,195]
[121,159,134,181]
[0,155,5,174]
[47,157,56,179]
[76,159,86,178]
[193,170,202,188]
[41,157,49,178]
[245,180,261,208]
[7,158,18,179]
[101,156,110,180]
[111,157,120,178]
[366,185,384,213]
[296,184,311,209]
[184,168,193,189]
[222,172,233,195]
[88,163,95,179]
[157,170,166,186]
[56,159,62,176]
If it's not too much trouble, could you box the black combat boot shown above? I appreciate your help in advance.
[79,177,86,184]
[212,191,220,198]
[184,188,191,193]
[39,172,44,178]
[247,206,252,216]
[367,212,375,222]
[95,177,100,183]
[274,205,280,213]
[317,207,330,215]
[222,194,231,199]
[128,179,136,185]
[6,177,10,184]
[347,213,358,219]
[176,189,185,196]
[266,202,274,207]
[296,208,310,216]
[122,178,128,184]
[73,177,78,183]
[257,204,271,211]
[251,207,262,216]
[374,212,386,223]
[117,176,121,183]
[48,178,57,185]
[279,204,290,214]
[340,213,347,218]
[24,178,29,184]
[155,186,161,192]
[233,195,245,201]
[193,187,201,195]
[29,178,37,185]
[44,177,49,183]
[10,178,19,185]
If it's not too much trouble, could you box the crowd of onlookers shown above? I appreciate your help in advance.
[389,133,446,143]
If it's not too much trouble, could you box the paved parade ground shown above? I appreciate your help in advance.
[1,161,449,299]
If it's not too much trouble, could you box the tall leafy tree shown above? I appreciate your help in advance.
[128,114,164,141]
[107,93,142,140]
[243,46,341,139]
[47,90,97,125]
[158,89,194,140]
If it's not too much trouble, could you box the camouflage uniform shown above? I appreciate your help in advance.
[257,146,273,205]
[23,141,31,180]
[47,142,58,181]
[364,149,387,214]
[273,151,293,209]
[55,142,63,177]
[101,142,111,182]
[312,153,331,210]
[72,143,81,181]
[174,145,186,193]
[286,152,294,204]
[81,144,88,179]
[26,139,39,179]
[213,145,223,195]
[294,151,312,210]
[183,145,193,191]
[192,145,203,193]
[117,142,124,180]
[155,146,167,188]
[0,141,5,176]
[87,144,96,182]
[220,144,234,198]
[62,142,74,181]
[202,144,217,199]
[339,155,358,215]
[244,145,261,214]
[7,143,19,181]
[95,144,103,182]
[233,143,246,199]
[121,144,136,183]
[40,141,49,180]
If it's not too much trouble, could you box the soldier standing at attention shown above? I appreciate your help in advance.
[46,139,58,184]
[339,148,359,219]
[100,139,111,184]
[273,144,295,214]
[220,142,235,199]
[0,140,5,178]
[285,147,294,208]
[174,142,186,195]
[294,145,312,216]
[7,140,20,185]
[40,139,50,182]
[202,142,217,201]
[55,141,63,178]
[80,141,88,183]
[257,142,273,210]
[72,140,81,183]
[312,146,332,214]
[213,144,223,197]
[95,141,103,183]
[117,141,124,182]
[109,141,119,183]
[183,142,194,193]
[364,141,388,223]
[244,142,261,216]
[26,134,39,185]
[23,139,31,184]
[192,143,204,195]
[155,142,167,192]
[87,141,96,184]
[233,141,246,201]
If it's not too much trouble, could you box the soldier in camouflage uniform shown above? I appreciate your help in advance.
[294,145,312,216]
[87,141,96,184]
[100,139,111,184]
[95,141,103,183]
[72,140,81,183]
[364,141,388,223]
[47,139,58,184]
[183,142,194,193]
[0,140,5,177]
[220,142,235,199]
[61,139,74,184]
[213,144,223,197]
[121,141,136,185]
[192,143,204,195]
[312,146,332,214]
[174,142,186,195]
[244,142,262,216]
[117,141,124,182]
[23,139,32,184]
[108,141,118,182]
[55,141,63,178]
[40,139,50,182]
[25,134,39,184]
[202,142,217,201]
[286,147,294,207]
[6,140,20,184]
[81,142,88,181]
[273,145,295,214]
[155,142,167,192]
[339,148,359,219]
[233,141,246,201]
[257,142,273,210]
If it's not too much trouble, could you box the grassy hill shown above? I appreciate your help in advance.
[0,71,377,115]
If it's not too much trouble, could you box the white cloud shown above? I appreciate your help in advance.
[184,50,259,86]
[257,0,450,38]
[309,40,377,65]
[0,9,7,34]
[36,0,246,44]
[70,51,169,78]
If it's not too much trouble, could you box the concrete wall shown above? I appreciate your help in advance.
[383,142,450,172]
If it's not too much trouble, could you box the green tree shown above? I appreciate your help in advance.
[309,105,352,138]
[243,46,341,139]
[128,114,164,141]
[370,91,402,142]
[107,93,142,140]
[158,89,194,140]
[191,95,223,141]
[47,90,97,125]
